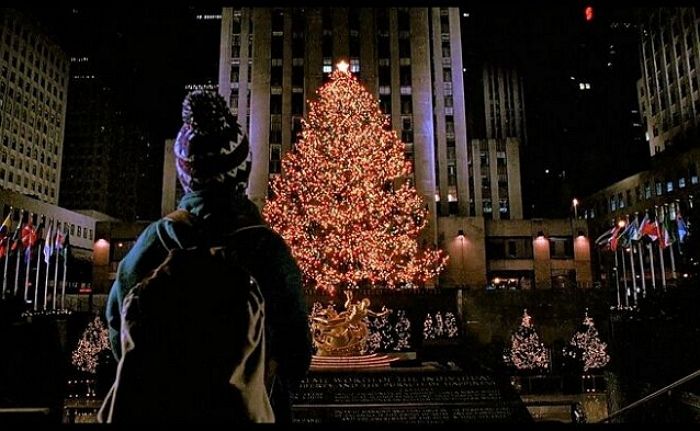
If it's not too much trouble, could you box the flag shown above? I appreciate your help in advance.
[55,228,66,253]
[0,212,12,239]
[677,214,688,243]
[664,213,677,247]
[627,217,641,242]
[20,218,36,249]
[20,218,36,264]
[60,231,70,259]
[639,214,658,241]
[658,213,674,249]
[594,226,616,247]
[43,223,54,264]
[0,237,7,259]
[9,218,23,252]
[611,222,632,251]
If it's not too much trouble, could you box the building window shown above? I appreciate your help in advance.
[77,226,81,237]
[549,237,574,260]
[656,180,663,195]
[269,144,281,174]
[350,58,360,73]
[618,192,625,209]
[666,179,674,192]
[322,57,332,74]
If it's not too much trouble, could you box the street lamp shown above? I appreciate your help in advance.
[572,198,579,219]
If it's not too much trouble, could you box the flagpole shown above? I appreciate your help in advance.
[667,204,677,281]
[614,248,621,308]
[34,217,44,311]
[647,242,656,292]
[43,221,53,310]
[52,224,60,310]
[12,210,24,296]
[620,247,629,308]
[23,213,33,303]
[2,206,13,299]
[61,246,67,310]
[636,243,646,297]
[1,240,8,300]
[628,245,638,306]
[656,207,667,292]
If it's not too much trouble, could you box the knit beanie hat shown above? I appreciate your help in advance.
[174,90,252,193]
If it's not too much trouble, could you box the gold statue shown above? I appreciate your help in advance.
[311,291,391,356]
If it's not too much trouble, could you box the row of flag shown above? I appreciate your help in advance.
[594,210,688,252]
[0,212,70,264]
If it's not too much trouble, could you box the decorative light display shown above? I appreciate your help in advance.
[563,311,610,372]
[423,313,436,340]
[434,312,445,337]
[394,309,412,350]
[263,62,448,293]
[71,316,110,374]
[364,316,383,354]
[422,311,459,340]
[444,311,460,338]
[505,309,550,370]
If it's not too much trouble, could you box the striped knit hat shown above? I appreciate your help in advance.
[174,90,252,193]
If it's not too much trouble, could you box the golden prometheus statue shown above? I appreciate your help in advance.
[311,291,391,356]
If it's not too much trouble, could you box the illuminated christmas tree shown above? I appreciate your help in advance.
[505,309,550,371]
[263,61,448,293]
[72,316,110,374]
[563,311,610,372]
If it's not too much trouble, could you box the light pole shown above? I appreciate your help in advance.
[457,230,465,287]
[572,198,579,219]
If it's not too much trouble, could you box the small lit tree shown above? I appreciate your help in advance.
[505,309,550,371]
[263,61,447,293]
[72,316,110,374]
[563,310,610,372]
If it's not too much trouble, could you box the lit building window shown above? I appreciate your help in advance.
[350,58,360,73]
[322,58,332,74]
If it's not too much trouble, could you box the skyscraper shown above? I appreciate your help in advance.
[637,7,700,157]
[218,7,471,243]
[0,9,69,205]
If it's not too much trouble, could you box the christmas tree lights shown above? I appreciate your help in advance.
[505,309,550,371]
[263,62,448,293]
[563,310,610,372]
[71,316,110,374]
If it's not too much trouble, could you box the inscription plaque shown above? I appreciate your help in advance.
[292,368,531,423]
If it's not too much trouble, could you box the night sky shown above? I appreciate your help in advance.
[21,5,648,219]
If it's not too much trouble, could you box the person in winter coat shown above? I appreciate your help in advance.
[104,90,312,422]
